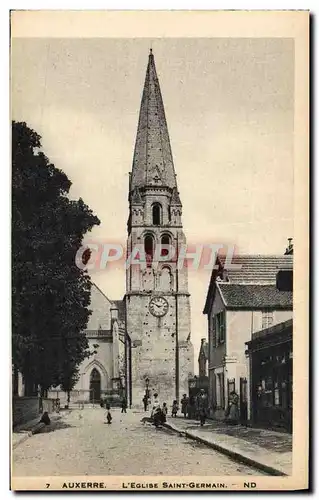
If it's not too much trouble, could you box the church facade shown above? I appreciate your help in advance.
[71,284,125,402]
[125,50,194,405]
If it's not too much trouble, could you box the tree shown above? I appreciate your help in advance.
[60,343,99,405]
[60,363,80,406]
[12,121,100,395]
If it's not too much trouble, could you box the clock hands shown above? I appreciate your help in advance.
[149,297,168,316]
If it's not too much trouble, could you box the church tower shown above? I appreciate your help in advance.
[125,50,194,405]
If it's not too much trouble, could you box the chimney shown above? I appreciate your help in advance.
[285,238,293,255]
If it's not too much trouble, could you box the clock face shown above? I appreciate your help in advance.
[149,296,169,317]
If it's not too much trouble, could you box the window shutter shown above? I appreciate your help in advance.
[212,315,216,348]
[216,314,220,345]
[220,311,226,342]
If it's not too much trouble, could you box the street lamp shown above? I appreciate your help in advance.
[145,377,149,398]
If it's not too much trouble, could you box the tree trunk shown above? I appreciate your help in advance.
[24,375,34,396]
[40,387,48,398]
[12,365,19,396]
[67,391,70,404]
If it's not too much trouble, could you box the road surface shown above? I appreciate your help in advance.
[13,408,266,477]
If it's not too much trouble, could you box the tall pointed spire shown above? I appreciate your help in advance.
[130,50,177,191]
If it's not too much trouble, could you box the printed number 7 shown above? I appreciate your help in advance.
[46,484,50,488]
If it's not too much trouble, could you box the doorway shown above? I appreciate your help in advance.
[90,368,101,402]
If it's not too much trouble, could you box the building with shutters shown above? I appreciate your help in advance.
[203,254,293,420]
[198,338,209,378]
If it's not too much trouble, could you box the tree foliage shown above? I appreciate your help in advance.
[12,121,100,394]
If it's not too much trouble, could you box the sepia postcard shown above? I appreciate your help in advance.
[10,10,309,491]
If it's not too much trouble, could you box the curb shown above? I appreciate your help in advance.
[162,422,288,477]
[12,425,45,450]
[12,416,63,450]
[12,432,30,449]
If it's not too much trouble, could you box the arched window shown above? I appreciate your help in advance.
[161,234,171,257]
[152,203,162,225]
[144,234,154,267]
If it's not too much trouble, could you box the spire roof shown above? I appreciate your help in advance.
[130,50,177,191]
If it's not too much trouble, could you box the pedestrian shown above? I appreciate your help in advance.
[105,403,112,424]
[196,389,208,426]
[225,391,239,425]
[162,402,168,422]
[151,393,162,427]
[181,394,189,418]
[187,396,194,419]
[142,394,148,412]
[39,411,50,425]
[171,400,179,418]
[121,396,127,414]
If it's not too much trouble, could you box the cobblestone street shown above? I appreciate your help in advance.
[13,408,266,477]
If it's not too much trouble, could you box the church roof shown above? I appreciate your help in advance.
[171,187,182,206]
[130,50,177,192]
[91,282,113,304]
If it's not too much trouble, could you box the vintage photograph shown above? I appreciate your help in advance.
[11,11,309,491]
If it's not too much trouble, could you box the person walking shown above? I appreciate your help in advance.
[142,394,148,412]
[171,400,179,418]
[181,394,189,418]
[162,402,168,423]
[196,389,209,426]
[225,391,239,425]
[151,393,162,427]
[105,403,112,424]
[187,396,195,419]
[121,396,127,414]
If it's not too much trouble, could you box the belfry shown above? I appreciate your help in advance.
[125,50,194,405]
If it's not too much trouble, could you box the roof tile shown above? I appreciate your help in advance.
[218,283,293,309]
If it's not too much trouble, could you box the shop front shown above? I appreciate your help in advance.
[246,319,292,433]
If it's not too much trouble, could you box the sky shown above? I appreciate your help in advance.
[11,37,294,366]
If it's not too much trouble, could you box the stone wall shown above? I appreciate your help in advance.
[12,397,40,428]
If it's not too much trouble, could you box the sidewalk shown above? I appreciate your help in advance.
[12,413,68,449]
[163,416,292,476]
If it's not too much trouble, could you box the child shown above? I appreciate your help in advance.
[161,402,168,423]
[105,403,112,424]
[172,400,179,418]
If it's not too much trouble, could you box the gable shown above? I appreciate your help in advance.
[86,283,113,330]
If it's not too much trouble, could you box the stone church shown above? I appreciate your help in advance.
[50,50,194,407]
[47,284,125,404]
[124,50,194,405]
[71,284,125,402]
